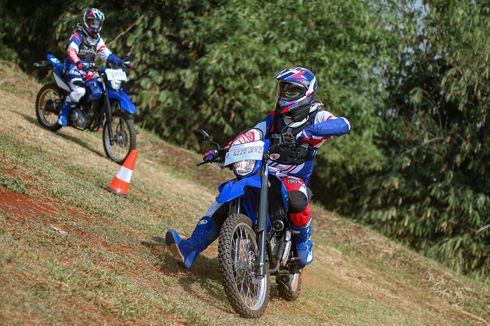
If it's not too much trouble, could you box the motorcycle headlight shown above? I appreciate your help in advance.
[110,80,122,90]
[233,160,256,176]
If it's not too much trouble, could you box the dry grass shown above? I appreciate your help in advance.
[0,61,488,325]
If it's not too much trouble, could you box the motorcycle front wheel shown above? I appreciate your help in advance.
[102,106,136,164]
[218,213,270,318]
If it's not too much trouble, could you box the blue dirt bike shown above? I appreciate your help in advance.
[193,128,303,318]
[34,54,136,164]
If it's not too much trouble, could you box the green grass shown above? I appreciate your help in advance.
[0,174,31,194]
[0,61,489,325]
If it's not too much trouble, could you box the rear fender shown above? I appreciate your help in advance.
[46,54,70,93]
[53,71,71,93]
[47,54,64,75]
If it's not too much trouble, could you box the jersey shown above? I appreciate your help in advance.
[253,102,350,183]
[63,30,122,73]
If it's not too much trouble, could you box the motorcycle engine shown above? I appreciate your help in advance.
[70,109,90,129]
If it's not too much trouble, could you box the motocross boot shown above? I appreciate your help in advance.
[165,216,218,269]
[57,99,74,127]
[291,220,313,265]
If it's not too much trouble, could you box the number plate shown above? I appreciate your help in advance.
[106,69,128,81]
[224,141,264,166]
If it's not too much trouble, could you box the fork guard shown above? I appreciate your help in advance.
[107,89,136,115]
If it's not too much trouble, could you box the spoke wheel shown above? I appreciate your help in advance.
[102,106,136,164]
[35,83,63,131]
[219,213,269,318]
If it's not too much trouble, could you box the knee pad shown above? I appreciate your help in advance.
[69,84,86,103]
[288,191,308,213]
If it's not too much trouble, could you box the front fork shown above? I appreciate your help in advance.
[228,161,269,278]
[101,81,113,144]
[257,160,269,278]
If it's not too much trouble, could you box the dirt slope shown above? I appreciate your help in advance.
[0,61,488,325]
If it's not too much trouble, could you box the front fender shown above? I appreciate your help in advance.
[107,89,136,115]
[216,175,262,204]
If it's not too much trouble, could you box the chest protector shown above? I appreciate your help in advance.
[269,102,320,165]
[77,33,98,62]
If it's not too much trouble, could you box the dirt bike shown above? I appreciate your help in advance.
[193,128,303,318]
[33,53,136,164]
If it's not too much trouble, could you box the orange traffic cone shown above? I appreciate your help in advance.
[105,150,138,197]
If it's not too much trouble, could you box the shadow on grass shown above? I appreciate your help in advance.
[142,236,233,314]
[15,111,106,159]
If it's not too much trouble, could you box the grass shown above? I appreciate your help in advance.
[0,61,489,325]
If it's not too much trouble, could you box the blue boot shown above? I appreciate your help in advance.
[57,99,73,127]
[165,216,218,268]
[291,221,313,265]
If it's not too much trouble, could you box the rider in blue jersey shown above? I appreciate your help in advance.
[58,8,132,127]
[166,67,351,268]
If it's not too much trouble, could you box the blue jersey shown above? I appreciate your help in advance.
[64,30,122,72]
[253,102,350,183]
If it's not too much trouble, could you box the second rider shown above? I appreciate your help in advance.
[58,8,132,127]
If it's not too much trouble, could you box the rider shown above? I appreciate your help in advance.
[58,8,131,127]
[166,67,351,268]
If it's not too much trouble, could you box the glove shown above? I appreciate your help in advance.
[203,149,218,162]
[76,61,90,72]
[123,61,134,69]
[296,127,313,143]
[107,53,124,67]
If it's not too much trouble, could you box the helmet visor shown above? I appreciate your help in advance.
[278,82,306,100]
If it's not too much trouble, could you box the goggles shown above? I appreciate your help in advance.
[278,82,306,100]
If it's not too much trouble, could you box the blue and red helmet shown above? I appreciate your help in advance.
[274,67,318,114]
[82,8,105,38]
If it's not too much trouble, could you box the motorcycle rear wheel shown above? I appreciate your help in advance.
[218,213,270,318]
[277,272,301,301]
[35,83,63,131]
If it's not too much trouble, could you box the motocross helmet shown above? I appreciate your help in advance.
[82,8,105,39]
[274,67,318,115]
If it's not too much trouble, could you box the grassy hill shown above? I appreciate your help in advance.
[0,60,488,325]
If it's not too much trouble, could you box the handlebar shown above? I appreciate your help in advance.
[86,64,131,73]
[196,141,309,167]
[196,148,227,166]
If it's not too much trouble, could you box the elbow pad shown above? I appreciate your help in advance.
[311,117,351,137]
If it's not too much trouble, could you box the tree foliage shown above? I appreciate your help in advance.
[353,0,490,277]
